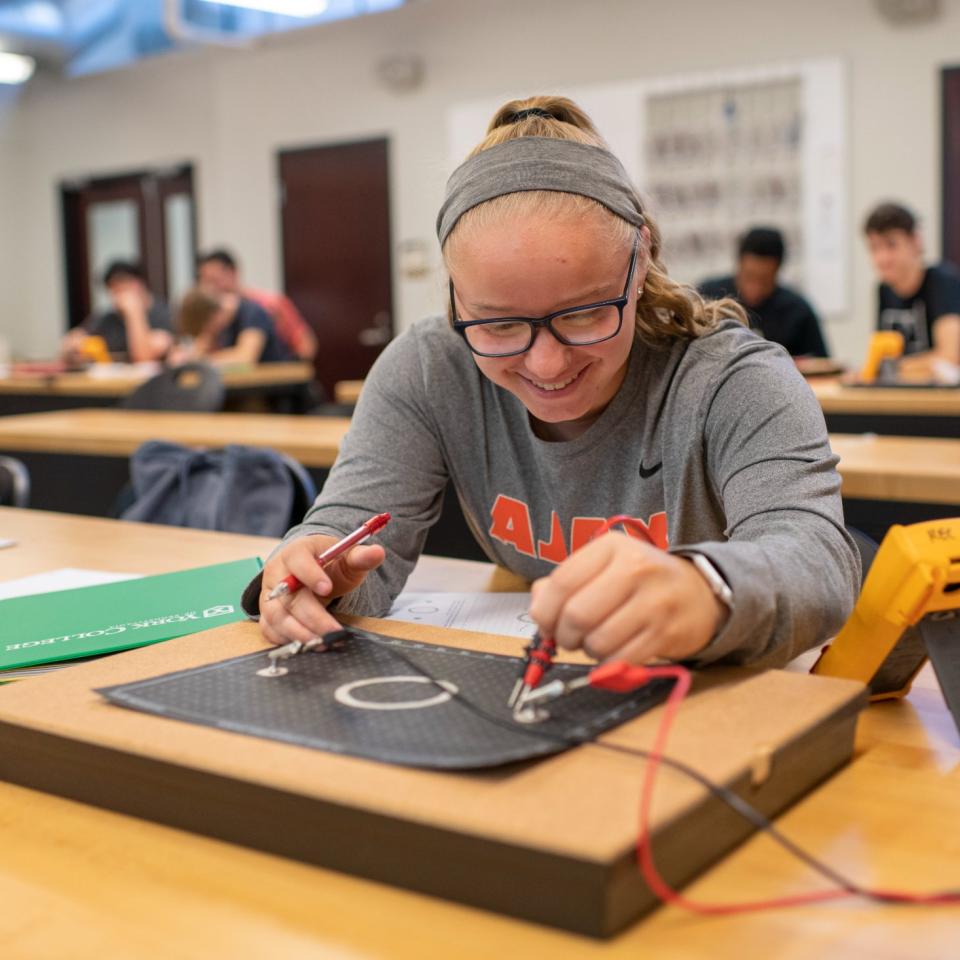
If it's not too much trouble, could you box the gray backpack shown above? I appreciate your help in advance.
[121,440,316,537]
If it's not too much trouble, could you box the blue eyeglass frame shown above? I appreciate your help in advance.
[450,231,641,358]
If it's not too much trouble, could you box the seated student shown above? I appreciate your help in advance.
[172,288,293,365]
[248,96,859,671]
[196,248,318,362]
[863,202,960,379]
[699,228,829,357]
[61,260,173,363]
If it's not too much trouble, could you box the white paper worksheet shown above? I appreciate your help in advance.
[0,568,140,600]
[385,592,536,640]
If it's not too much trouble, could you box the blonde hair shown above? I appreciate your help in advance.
[444,95,746,344]
[177,288,221,338]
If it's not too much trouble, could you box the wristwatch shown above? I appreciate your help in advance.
[683,552,734,616]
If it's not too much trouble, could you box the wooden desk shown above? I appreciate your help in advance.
[0,363,315,415]
[0,409,482,561]
[340,376,960,438]
[0,408,956,510]
[0,509,956,958]
[831,433,960,505]
[334,378,364,405]
[0,507,480,591]
[809,377,960,438]
[0,409,350,521]
[0,409,350,467]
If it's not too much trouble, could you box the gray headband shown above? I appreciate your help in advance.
[436,137,645,246]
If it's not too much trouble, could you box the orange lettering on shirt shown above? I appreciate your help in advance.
[537,511,568,564]
[488,494,536,558]
[624,511,669,550]
[570,517,608,552]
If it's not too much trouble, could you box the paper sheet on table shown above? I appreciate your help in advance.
[0,568,140,600]
[385,592,536,639]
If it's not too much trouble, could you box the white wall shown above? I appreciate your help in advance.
[0,0,958,362]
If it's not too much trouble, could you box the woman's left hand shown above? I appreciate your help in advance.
[528,533,728,664]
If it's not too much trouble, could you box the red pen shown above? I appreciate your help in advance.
[266,512,391,601]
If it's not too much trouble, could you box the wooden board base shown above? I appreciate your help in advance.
[0,619,865,937]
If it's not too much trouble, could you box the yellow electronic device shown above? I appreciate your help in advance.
[813,519,960,733]
[79,335,111,364]
[858,330,904,383]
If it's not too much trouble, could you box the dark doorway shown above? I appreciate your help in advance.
[278,139,393,399]
[61,165,196,331]
[943,66,960,266]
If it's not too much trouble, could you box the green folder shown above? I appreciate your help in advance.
[0,557,262,676]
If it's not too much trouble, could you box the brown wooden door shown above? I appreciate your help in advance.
[943,67,960,267]
[278,139,393,398]
[61,166,196,331]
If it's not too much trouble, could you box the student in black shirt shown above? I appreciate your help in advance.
[699,227,829,357]
[61,260,173,363]
[863,202,960,377]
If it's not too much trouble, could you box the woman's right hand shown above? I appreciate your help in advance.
[258,533,386,647]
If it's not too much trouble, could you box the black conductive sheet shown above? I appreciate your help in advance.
[98,627,672,770]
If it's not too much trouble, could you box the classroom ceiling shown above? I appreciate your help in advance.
[0,0,406,78]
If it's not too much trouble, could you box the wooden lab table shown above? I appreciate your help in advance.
[337,372,960,435]
[830,433,960,505]
[0,408,349,520]
[808,377,960,438]
[0,408,481,560]
[0,509,956,958]
[829,432,960,542]
[0,362,315,415]
[333,378,364,405]
[0,408,350,468]
[0,408,957,547]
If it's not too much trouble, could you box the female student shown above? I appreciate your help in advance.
[249,96,859,669]
[172,288,292,365]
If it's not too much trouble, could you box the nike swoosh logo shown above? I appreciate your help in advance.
[638,460,662,480]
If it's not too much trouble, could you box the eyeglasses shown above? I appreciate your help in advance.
[450,232,640,358]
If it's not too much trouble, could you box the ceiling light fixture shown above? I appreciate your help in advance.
[198,0,330,17]
[0,51,36,85]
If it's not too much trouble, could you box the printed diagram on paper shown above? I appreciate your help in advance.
[386,592,536,640]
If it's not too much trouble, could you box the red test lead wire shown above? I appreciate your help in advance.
[509,514,660,708]
[521,660,673,707]
[508,633,557,708]
[266,512,391,601]
[634,666,960,913]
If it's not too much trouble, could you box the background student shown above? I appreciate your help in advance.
[172,288,292,365]
[699,227,829,358]
[61,260,173,364]
[196,248,317,362]
[863,201,960,378]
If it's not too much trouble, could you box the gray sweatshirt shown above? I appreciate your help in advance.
[247,315,860,668]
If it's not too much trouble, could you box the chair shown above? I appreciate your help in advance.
[120,363,225,412]
[0,456,30,507]
[847,525,879,580]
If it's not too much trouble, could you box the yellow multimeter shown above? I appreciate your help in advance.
[812,519,960,733]
[858,330,905,383]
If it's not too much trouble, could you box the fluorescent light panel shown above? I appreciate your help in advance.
[198,0,330,16]
[0,52,35,85]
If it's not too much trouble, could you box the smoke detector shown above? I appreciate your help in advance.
[375,54,424,93]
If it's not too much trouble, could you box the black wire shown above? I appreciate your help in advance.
[358,633,904,901]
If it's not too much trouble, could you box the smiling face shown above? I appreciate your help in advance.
[447,212,643,441]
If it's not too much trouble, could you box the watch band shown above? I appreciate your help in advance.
[683,552,734,614]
